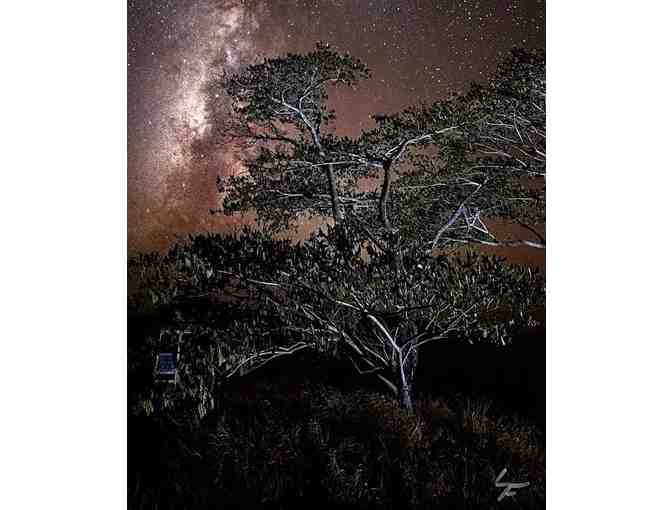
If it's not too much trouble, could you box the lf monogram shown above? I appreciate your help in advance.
[495,468,530,502]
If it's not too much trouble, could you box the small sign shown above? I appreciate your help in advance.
[156,352,178,383]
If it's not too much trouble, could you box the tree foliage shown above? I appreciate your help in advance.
[215,42,370,228]
[215,46,545,257]
[129,46,546,417]
[129,228,543,415]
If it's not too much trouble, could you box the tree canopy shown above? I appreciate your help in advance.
[129,45,546,417]
[130,227,543,415]
[214,45,545,259]
[215,42,370,228]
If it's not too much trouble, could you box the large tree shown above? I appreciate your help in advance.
[133,47,547,416]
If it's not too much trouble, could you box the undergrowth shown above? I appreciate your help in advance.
[129,381,544,509]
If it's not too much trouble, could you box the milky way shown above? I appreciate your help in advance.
[128,0,544,252]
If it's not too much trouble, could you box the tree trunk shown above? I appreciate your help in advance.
[379,160,393,229]
[326,162,343,223]
[378,160,403,271]
[398,345,418,411]
[400,381,413,411]
[386,229,402,272]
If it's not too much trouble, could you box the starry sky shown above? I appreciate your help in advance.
[128,0,545,253]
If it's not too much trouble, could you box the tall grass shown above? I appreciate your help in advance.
[129,381,544,509]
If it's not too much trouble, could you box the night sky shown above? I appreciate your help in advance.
[128,0,545,253]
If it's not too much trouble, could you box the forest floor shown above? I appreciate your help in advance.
[128,339,545,510]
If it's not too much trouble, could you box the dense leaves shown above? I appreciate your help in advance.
[215,43,370,228]
[215,47,545,254]
[129,228,544,416]
[342,49,546,252]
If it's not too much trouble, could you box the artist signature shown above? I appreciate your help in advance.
[495,468,530,502]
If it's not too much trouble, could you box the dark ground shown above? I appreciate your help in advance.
[128,316,545,509]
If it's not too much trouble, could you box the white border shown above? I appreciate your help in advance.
[0,2,126,509]
[548,1,672,508]
[1,2,671,509]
